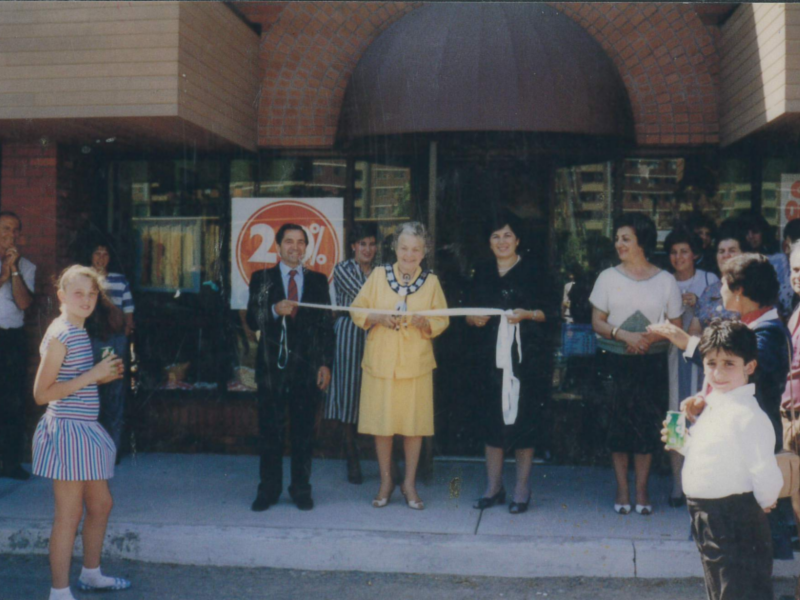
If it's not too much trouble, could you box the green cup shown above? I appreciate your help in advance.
[665,410,686,449]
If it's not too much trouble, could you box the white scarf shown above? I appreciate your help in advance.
[496,315,522,425]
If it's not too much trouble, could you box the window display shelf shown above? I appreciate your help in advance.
[132,216,221,293]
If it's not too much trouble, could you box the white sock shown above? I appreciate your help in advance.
[49,587,75,600]
[79,566,115,587]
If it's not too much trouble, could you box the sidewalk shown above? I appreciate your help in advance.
[1,453,798,579]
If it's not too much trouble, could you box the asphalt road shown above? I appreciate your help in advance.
[3,555,798,600]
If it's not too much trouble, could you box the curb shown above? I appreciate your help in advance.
[6,518,797,578]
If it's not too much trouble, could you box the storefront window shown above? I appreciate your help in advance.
[257,156,346,198]
[762,155,800,230]
[111,157,231,394]
[354,160,412,261]
[621,158,723,237]
[714,157,751,223]
[230,158,258,199]
[553,162,616,277]
[128,158,224,293]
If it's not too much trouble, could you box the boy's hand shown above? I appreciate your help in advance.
[660,420,670,446]
[764,502,777,514]
[680,395,706,423]
[661,420,681,450]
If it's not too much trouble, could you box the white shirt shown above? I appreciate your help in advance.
[271,261,304,319]
[0,255,35,329]
[589,266,683,327]
[680,383,783,508]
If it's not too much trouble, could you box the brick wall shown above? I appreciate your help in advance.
[0,142,59,309]
[243,1,420,148]
[243,2,721,149]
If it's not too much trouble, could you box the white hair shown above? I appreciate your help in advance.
[392,221,431,255]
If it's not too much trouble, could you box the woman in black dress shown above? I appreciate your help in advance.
[467,211,550,514]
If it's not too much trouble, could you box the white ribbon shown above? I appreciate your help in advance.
[292,301,510,318]
[496,316,523,425]
[292,302,522,424]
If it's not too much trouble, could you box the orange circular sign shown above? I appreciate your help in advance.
[236,200,341,286]
[786,199,800,223]
[792,181,800,199]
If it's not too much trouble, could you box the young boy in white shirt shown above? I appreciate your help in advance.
[666,319,783,600]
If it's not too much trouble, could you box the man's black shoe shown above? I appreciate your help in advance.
[1,466,30,481]
[293,496,314,511]
[251,494,275,512]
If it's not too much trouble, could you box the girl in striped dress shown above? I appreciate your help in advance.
[325,223,378,484]
[32,266,131,600]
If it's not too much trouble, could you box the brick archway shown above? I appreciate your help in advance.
[242,2,720,148]
[552,2,720,146]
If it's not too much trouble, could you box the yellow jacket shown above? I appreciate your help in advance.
[351,264,449,380]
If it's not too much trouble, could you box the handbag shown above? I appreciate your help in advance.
[561,323,596,357]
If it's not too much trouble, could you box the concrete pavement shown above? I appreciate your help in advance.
[1,453,798,579]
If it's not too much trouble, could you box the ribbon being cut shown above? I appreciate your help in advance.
[284,301,523,425]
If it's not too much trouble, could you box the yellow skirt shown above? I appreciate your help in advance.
[357,371,434,437]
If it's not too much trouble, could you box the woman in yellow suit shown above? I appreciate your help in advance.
[351,222,449,510]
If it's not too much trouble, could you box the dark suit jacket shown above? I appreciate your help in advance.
[246,265,334,389]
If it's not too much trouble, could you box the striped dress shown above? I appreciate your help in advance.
[32,316,116,481]
[325,259,371,425]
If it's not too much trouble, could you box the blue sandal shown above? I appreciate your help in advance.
[77,577,132,592]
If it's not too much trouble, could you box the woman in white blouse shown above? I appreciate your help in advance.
[590,213,683,515]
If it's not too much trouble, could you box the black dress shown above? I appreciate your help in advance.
[468,259,551,450]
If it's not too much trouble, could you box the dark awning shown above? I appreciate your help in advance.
[339,3,634,140]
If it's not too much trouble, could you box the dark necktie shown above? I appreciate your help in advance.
[288,269,298,318]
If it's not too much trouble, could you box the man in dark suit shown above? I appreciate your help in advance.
[246,223,334,512]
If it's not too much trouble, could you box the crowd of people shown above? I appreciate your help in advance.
[5,205,800,599]
[587,211,800,599]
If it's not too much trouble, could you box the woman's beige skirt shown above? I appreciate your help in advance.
[357,371,434,437]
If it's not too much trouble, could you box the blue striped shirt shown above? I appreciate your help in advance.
[103,272,134,314]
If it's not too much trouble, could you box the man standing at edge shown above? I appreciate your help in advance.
[246,223,333,511]
[0,211,35,480]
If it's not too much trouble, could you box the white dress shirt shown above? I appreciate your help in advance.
[271,261,304,319]
[679,383,783,508]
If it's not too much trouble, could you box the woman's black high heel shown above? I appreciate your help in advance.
[509,493,531,514]
[473,488,506,510]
